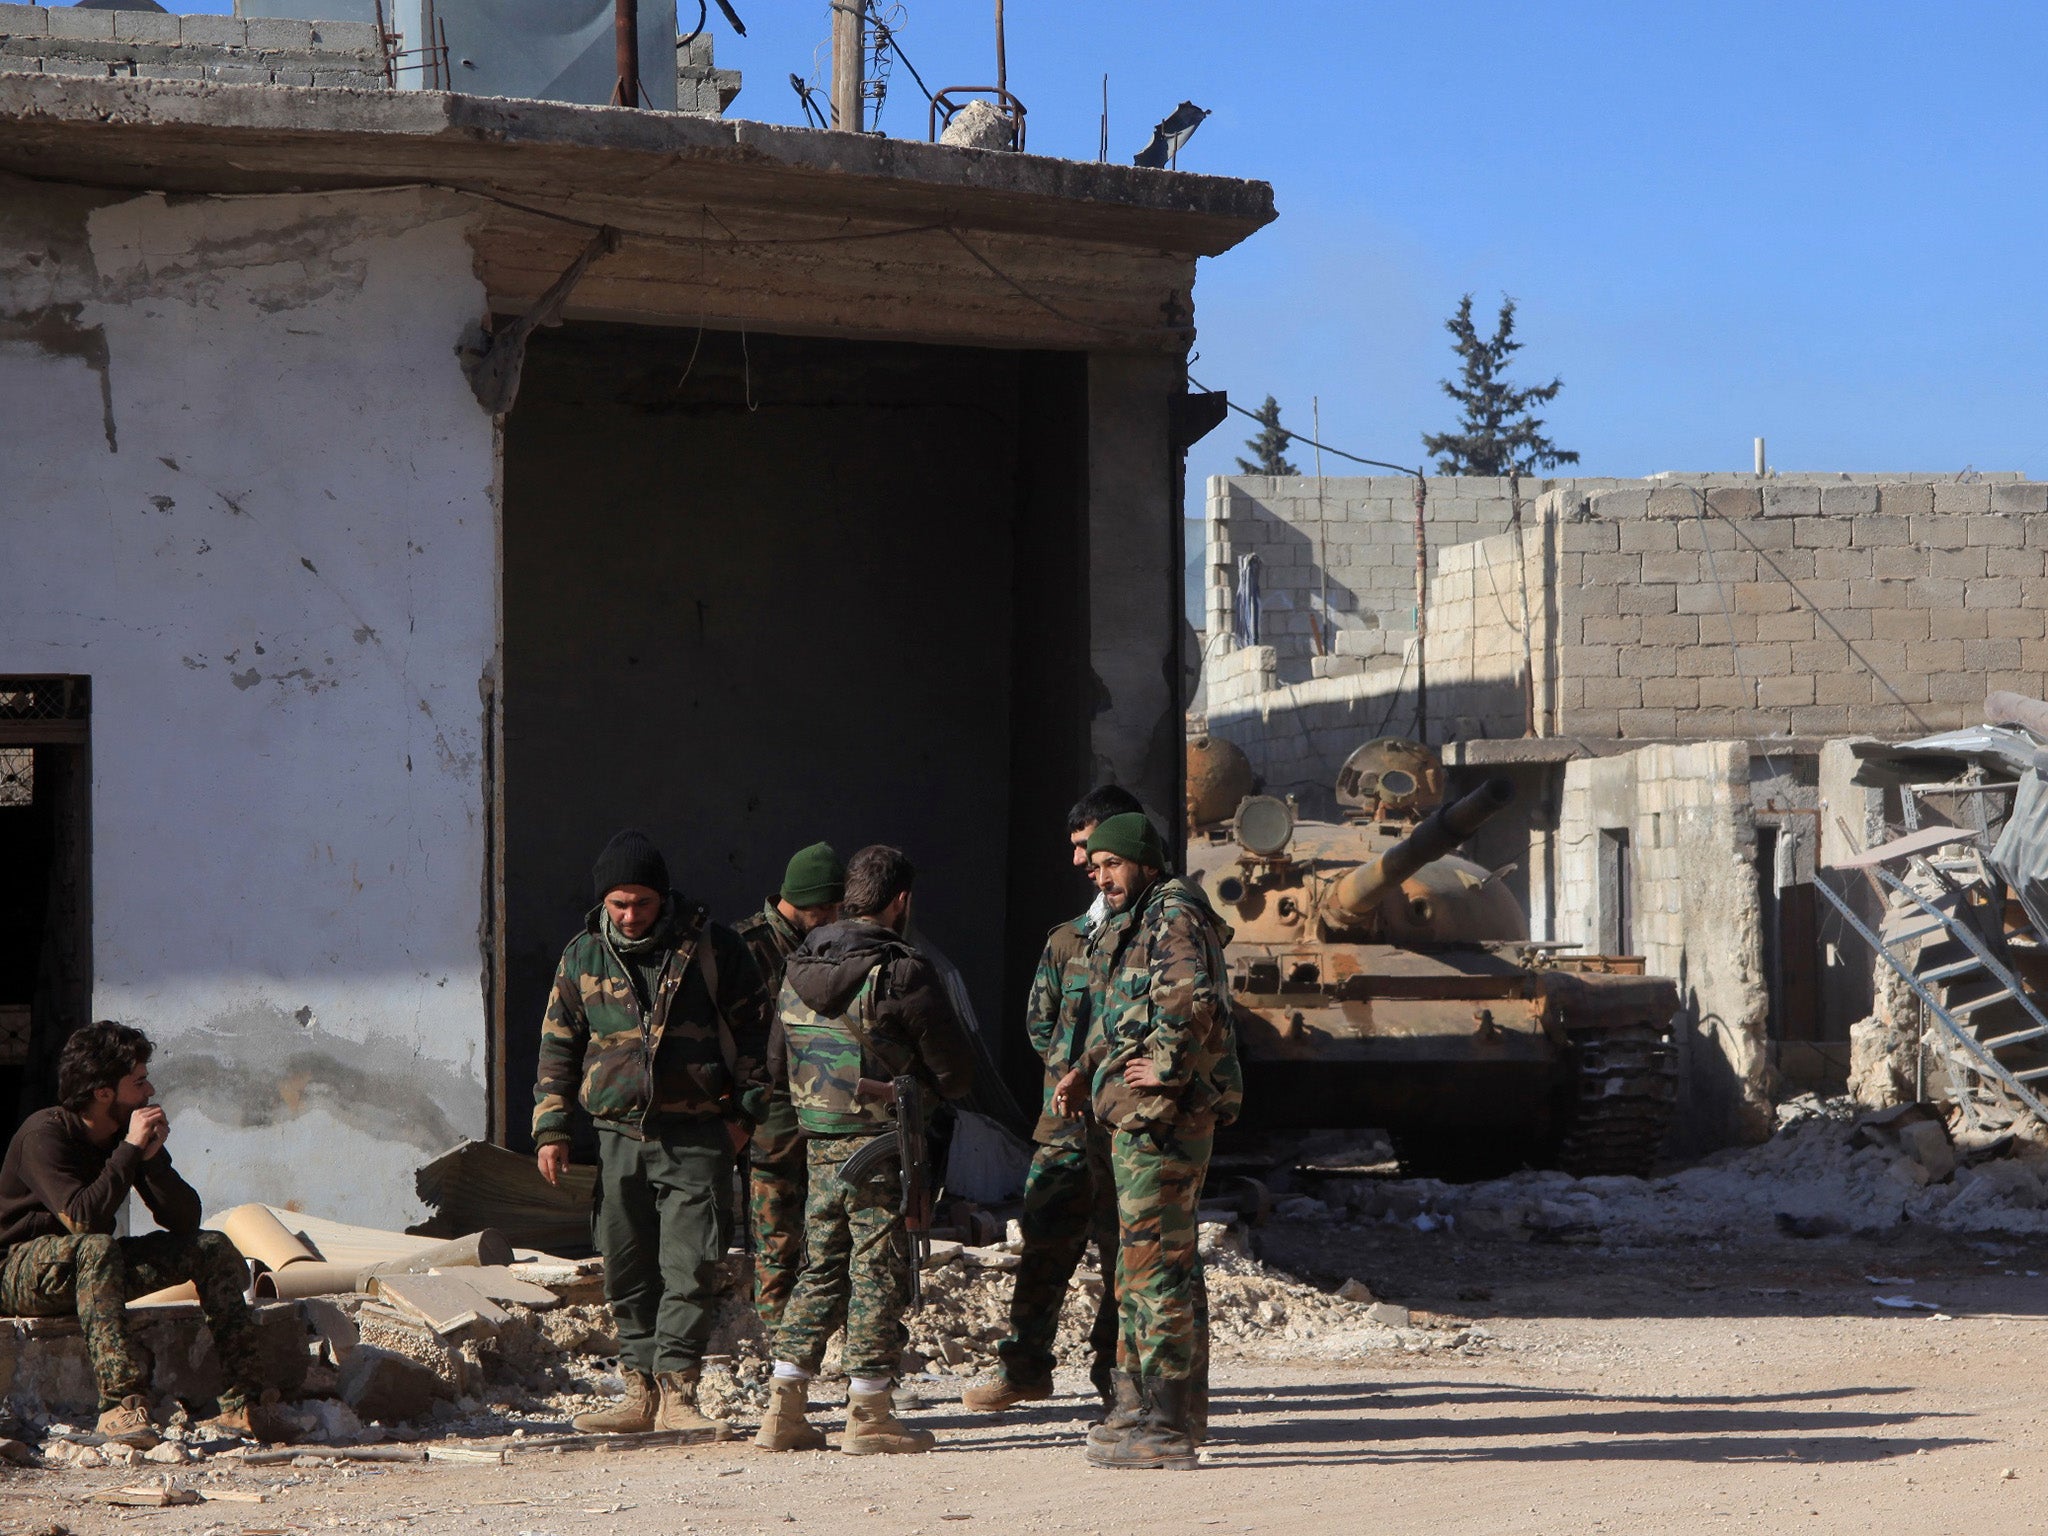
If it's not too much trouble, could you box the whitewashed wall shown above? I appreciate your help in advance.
[0,181,497,1227]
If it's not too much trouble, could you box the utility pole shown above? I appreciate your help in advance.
[831,0,865,131]
[613,0,640,107]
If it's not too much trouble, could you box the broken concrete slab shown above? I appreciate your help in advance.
[337,1344,450,1423]
[0,1301,309,1417]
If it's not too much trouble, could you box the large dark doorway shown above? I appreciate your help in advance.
[497,325,1090,1147]
[0,678,91,1147]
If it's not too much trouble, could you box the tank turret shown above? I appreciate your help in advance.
[1323,778,1517,933]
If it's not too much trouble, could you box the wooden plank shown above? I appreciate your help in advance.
[1836,824,1976,868]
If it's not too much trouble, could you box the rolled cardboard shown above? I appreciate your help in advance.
[215,1204,320,1273]
[254,1261,366,1299]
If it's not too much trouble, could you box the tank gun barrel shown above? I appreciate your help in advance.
[1325,777,1516,929]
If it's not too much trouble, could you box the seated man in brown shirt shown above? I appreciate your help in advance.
[0,1021,278,1445]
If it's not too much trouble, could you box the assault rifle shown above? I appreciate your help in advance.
[838,1074,932,1307]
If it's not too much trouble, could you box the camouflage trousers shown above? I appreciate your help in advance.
[0,1229,260,1411]
[1110,1124,1212,1384]
[747,1151,808,1332]
[592,1120,733,1376]
[995,1125,1118,1386]
[771,1134,908,1382]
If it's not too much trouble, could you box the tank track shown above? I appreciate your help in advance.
[1551,1023,1680,1177]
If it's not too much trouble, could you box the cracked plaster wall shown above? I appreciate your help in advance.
[0,178,497,1226]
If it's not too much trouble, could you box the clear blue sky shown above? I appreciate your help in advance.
[178,0,2048,487]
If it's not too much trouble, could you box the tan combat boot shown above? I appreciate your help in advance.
[571,1368,657,1433]
[200,1390,293,1444]
[654,1369,732,1440]
[752,1377,828,1452]
[96,1395,160,1450]
[959,1369,1053,1413]
[841,1387,934,1455]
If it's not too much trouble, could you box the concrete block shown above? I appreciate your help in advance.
[1581,551,1641,585]
[1820,485,1880,516]
[1311,654,1366,679]
[1756,675,1815,708]
[1763,485,1819,518]
[1589,488,1652,520]
[1789,705,1855,735]
[1969,574,2023,607]
[40,55,110,75]
[113,10,180,42]
[181,15,247,46]
[1992,482,2048,515]
[1932,481,1991,514]
[48,6,114,40]
[1969,513,2025,548]
[1879,484,1935,516]
[246,17,315,49]
[1792,516,1850,548]
[1705,487,1763,519]
[1909,513,1971,549]
[1871,545,1928,580]
[1930,671,1988,705]
[1675,582,1728,616]
[1583,676,1642,709]
[143,62,206,80]
[1641,551,1701,584]
[1641,676,1699,709]
[312,19,383,51]
[1815,547,1872,581]
[1640,613,1699,647]
[1828,604,1875,639]
[1990,608,2047,640]
[1571,583,1619,618]
[1743,640,1793,675]
[1761,548,1813,581]
[1927,546,1986,582]
[0,1303,308,1415]
[1816,670,1874,706]
[1645,487,1700,520]
[1925,607,1984,641]
[0,3,48,37]
[1618,584,1679,616]
[1619,519,1680,553]
[1618,707,1679,737]
[1560,708,1620,736]
[1699,675,1751,710]
[1907,638,1964,673]
[1853,638,1910,675]
[1987,545,2046,578]
[1629,646,1680,678]
[206,61,270,82]
[1733,582,1794,615]
[1582,615,1641,645]
[1558,644,1621,678]
[1792,637,1849,673]
[1850,514,1910,547]
[1753,609,1814,643]
[1965,637,2024,672]
[1800,579,1851,609]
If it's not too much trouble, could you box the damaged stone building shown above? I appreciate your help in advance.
[0,66,1272,1225]
[1200,470,2048,1148]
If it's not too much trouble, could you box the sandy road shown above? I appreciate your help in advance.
[10,1232,2048,1536]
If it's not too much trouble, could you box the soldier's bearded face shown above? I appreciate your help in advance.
[605,884,663,939]
[1090,852,1155,911]
[791,901,841,932]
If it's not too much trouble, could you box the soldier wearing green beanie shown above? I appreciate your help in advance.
[733,842,847,1333]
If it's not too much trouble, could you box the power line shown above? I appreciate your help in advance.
[1187,375,1421,478]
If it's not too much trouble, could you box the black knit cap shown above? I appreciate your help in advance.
[592,829,669,900]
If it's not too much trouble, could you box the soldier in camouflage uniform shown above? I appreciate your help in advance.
[1054,812,1241,1471]
[731,842,845,1331]
[961,785,1142,1415]
[534,830,774,1439]
[752,845,975,1457]
[0,1022,281,1447]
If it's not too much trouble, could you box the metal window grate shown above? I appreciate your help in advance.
[0,748,29,808]
[0,678,89,721]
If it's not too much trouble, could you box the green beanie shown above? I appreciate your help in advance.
[1086,811,1168,869]
[781,841,846,908]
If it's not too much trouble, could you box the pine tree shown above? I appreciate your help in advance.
[1235,395,1300,476]
[1421,295,1580,476]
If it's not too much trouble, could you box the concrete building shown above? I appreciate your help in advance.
[0,69,1271,1225]
[1200,470,2046,1149]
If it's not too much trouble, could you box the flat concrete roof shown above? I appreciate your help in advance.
[1445,737,1834,766]
[0,75,1275,257]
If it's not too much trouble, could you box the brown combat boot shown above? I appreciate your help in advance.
[752,1377,828,1452]
[571,1368,657,1433]
[959,1368,1053,1413]
[654,1369,732,1440]
[1085,1370,1143,1452]
[200,1390,293,1444]
[1088,1374,1197,1470]
[841,1387,934,1455]
[96,1395,159,1450]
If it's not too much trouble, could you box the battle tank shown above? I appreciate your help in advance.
[1185,736,1680,1178]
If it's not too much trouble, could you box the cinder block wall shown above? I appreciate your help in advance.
[0,4,385,87]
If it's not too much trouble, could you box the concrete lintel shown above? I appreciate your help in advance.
[0,74,1274,259]
[1445,735,1834,765]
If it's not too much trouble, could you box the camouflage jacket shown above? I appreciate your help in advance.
[774,919,976,1138]
[732,898,806,1163]
[1077,877,1243,1135]
[532,895,774,1146]
[1026,906,1101,1147]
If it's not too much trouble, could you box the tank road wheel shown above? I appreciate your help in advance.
[1550,1023,1679,1177]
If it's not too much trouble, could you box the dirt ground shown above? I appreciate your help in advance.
[10,1220,2048,1536]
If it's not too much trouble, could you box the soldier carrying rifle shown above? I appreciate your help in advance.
[753,844,975,1456]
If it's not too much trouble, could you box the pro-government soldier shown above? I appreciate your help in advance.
[753,844,975,1456]
[961,786,1141,1414]
[731,842,846,1331]
[533,829,775,1438]
[0,1022,289,1446]
[1054,811,1242,1471]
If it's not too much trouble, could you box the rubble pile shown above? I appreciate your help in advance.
[1297,1098,2048,1245]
